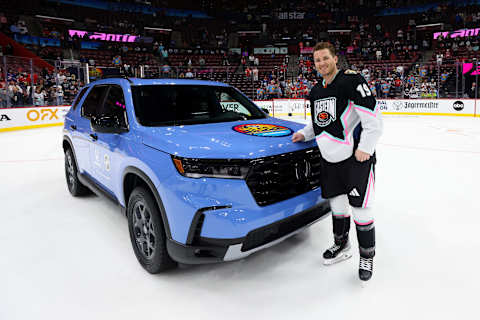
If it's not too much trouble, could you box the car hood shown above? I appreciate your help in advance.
[141,117,317,159]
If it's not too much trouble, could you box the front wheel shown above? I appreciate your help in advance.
[65,148,90,196]
[127,187,177,273]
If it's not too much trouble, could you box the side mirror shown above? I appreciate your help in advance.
[261,108,270,115]
[91,115,128,134]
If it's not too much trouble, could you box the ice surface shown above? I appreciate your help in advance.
[1,115,479,320]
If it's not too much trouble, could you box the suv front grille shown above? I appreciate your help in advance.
[246,147,322,206]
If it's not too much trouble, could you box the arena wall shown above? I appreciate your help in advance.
[253,99,478,117]
[0,99,477,132]
[0,106,71,132]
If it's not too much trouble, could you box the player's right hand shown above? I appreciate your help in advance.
[291,132,305,143]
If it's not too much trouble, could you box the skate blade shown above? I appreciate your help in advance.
[323,252,352,265]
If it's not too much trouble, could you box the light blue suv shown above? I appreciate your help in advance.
[63,77,330,273]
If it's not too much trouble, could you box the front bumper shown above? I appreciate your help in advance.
[166,201,330,264]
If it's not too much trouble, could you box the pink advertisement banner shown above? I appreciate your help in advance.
[68,29,138,42]
[433,28,480,40]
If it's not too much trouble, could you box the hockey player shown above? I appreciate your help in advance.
[292,42,383,281]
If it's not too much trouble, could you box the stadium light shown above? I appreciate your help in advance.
[327,30,351,33]
[35,15,74,22]
[416,23,443,29]
[237,31,261,35]
[144,27,172,32]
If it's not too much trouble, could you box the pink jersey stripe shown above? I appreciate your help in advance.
[354,219,374,225]
[362,166,375,208]
[354,106,377,117]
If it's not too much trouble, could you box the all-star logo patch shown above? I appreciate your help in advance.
[233,124,292,137]
[314,97,336,127]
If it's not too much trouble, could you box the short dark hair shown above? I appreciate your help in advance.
[313,42,336,57]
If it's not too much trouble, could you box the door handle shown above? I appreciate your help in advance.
[89,133,98,141]
[70,125,77,130]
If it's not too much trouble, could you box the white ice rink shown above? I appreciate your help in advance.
[1,115,480,320]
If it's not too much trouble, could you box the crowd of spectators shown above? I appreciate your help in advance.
[255,74,315,100]
[0,68,83,107]
[2,0,480,105]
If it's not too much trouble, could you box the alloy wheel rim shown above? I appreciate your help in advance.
[66,154,75,187]
[132,201,156,259]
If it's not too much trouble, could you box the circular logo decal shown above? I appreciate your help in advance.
[453,101,464,111]
[233,124,293,137]
[317,111,331,125]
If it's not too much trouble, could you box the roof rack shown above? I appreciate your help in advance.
[100,74,133,83]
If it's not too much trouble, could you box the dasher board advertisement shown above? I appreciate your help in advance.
[0,106,70,132]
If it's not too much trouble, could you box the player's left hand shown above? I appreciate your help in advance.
[355,149,371,162]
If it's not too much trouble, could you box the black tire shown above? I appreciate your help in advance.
[65,148,91,196]
[127,186,177,273]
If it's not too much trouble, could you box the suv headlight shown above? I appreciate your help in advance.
[172,156,251,179]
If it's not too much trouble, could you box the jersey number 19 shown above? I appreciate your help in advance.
[356,84,372,98]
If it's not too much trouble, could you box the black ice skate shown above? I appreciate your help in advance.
[323,240,352,265]
[359,256,373,281]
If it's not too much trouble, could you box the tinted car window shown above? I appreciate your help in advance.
[131,85,266,126]
[99,85,128,127]
[81,85,108,119]
[72,87,88,110]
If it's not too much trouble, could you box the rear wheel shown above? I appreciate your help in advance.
[127,186,177,273]
[65,148,90,196]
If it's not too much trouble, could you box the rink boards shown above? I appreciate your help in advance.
[254,99,478,117]
[0,106,71,132]
[0,99,478,132]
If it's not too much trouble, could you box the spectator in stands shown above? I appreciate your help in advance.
[252,67,259,81]
[256,86,265,100]
[375,81,382,98]
[55,85,64,105]
[266,80,282,99]
[240,56,246,71]
[185,68,194,78]
[7,80,22,106]
[123,64,132,76]
[22,81,33,105]
[57,71,66,85]
[0,82,7,107]
[33,87,45,106]
[284,80,293,98]
[248,54,255,66]
[222,53,230,66]
[162,64,171,77]
[468,82,478,98]
[245,66,251,78]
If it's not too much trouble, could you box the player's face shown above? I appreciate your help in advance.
[314,49,338,77]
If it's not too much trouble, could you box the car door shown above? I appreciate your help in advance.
[89,84,129,197]
[74,85,108,176]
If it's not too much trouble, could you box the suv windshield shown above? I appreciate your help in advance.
[131,85,266,126]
